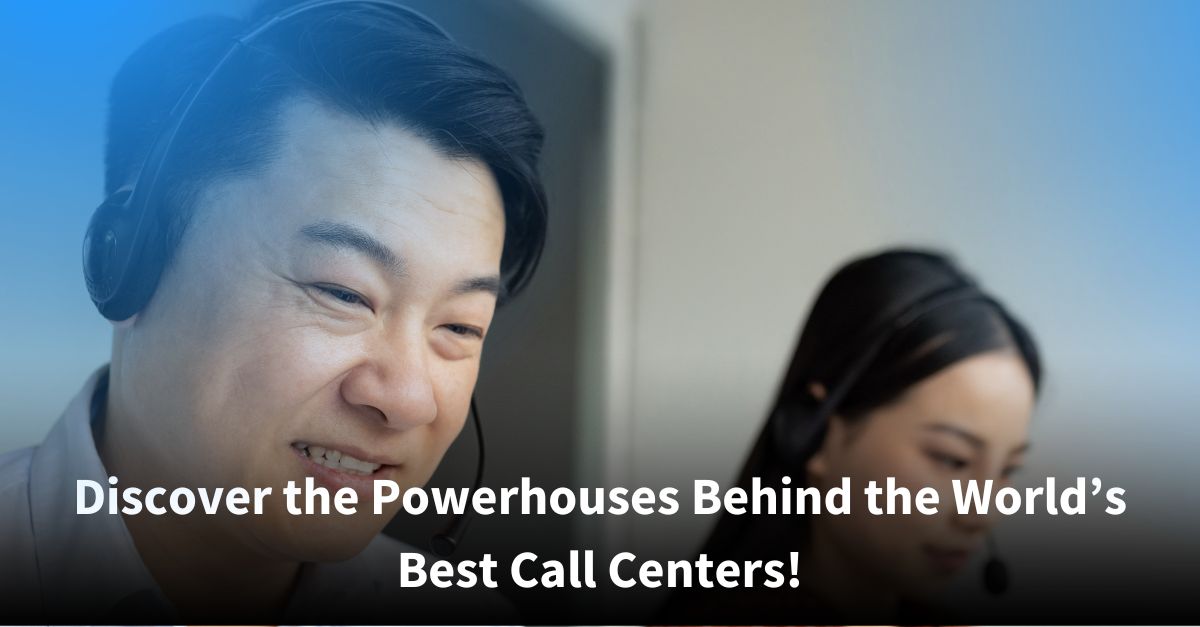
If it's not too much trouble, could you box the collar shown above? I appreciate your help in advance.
[26,367,428,622]
[28,366,174,622]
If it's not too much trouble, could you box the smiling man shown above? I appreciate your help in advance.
[0,1,544,623]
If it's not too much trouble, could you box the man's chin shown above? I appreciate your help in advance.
[278,538,376,564]
[292,541,373,563]
[257,516,383,563]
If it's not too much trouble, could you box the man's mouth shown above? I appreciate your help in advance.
[292,442,382,475]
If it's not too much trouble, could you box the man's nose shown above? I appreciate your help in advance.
[340,332,438,430]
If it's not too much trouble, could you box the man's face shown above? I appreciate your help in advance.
[114,98,505,560]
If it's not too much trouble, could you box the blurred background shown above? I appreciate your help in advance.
[1,0,1197,620]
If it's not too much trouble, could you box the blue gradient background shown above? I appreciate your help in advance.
[0,1,244,446]
[0,0,1197,619]
[1,0,1198,493]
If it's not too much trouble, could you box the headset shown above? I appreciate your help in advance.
[769,281,1011,594]
[83,0,449,321]
[82,0,483,556]
[431,397,486,557]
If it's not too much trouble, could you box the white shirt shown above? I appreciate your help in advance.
[0,367,510,623]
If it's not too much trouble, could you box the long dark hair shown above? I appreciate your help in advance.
[700,248,1042,563]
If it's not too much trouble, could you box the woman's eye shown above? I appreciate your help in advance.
[314,284,369,308]
[1001,464,1023,479]
[927,451,969,471]
[443,323,484,339]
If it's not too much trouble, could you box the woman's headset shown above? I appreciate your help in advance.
[769,281,1012,594]
[82,0,482,556]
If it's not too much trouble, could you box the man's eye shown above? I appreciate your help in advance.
[443,323,484,339]
[314,284,369,308]
[927,451,969,471]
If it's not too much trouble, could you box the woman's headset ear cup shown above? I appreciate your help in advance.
[770,404,826,465]
[769,407,795,460]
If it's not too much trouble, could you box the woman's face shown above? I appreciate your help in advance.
[806,349,1035,599]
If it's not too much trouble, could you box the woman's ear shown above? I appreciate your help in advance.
[806,443,829,480]
[808,381,827,401]
[805,414,847,482]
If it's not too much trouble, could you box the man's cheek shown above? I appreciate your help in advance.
[231,329,356,400]
[370,491,406,518]
[415,429,457,472]
[433,361,481,419]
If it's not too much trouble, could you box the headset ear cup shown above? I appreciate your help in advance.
[771,405,821,466]
[84,188,136,318]
[770,407,793,460]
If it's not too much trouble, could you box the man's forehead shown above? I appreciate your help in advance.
[260,97,505,229]
[273,97,438,180]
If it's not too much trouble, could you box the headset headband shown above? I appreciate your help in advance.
[84,0,449,320]
[773,282,1002,461]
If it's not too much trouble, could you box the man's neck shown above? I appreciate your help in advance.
[118,506,301,619]
[95,375,301,619]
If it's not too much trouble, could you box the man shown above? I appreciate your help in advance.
[0,1,545,622]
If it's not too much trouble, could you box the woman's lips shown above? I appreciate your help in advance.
[923,544,972,574]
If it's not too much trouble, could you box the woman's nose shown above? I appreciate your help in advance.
[950,505,996,536]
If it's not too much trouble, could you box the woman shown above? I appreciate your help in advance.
[667,248,1041,623]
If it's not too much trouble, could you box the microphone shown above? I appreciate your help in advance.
[430,396,485,557]
[983,535,1009,594]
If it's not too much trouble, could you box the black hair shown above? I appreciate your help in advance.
[775,248,1041,427]
[677,248,1041,607]
[105,1,546,300]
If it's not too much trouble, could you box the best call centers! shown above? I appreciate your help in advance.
[402,550,800,590]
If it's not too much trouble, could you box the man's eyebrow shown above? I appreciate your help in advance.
[452,275,502,298]
[298,221,405,276]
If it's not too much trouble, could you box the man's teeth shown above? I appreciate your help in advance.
[293,443,381,475]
